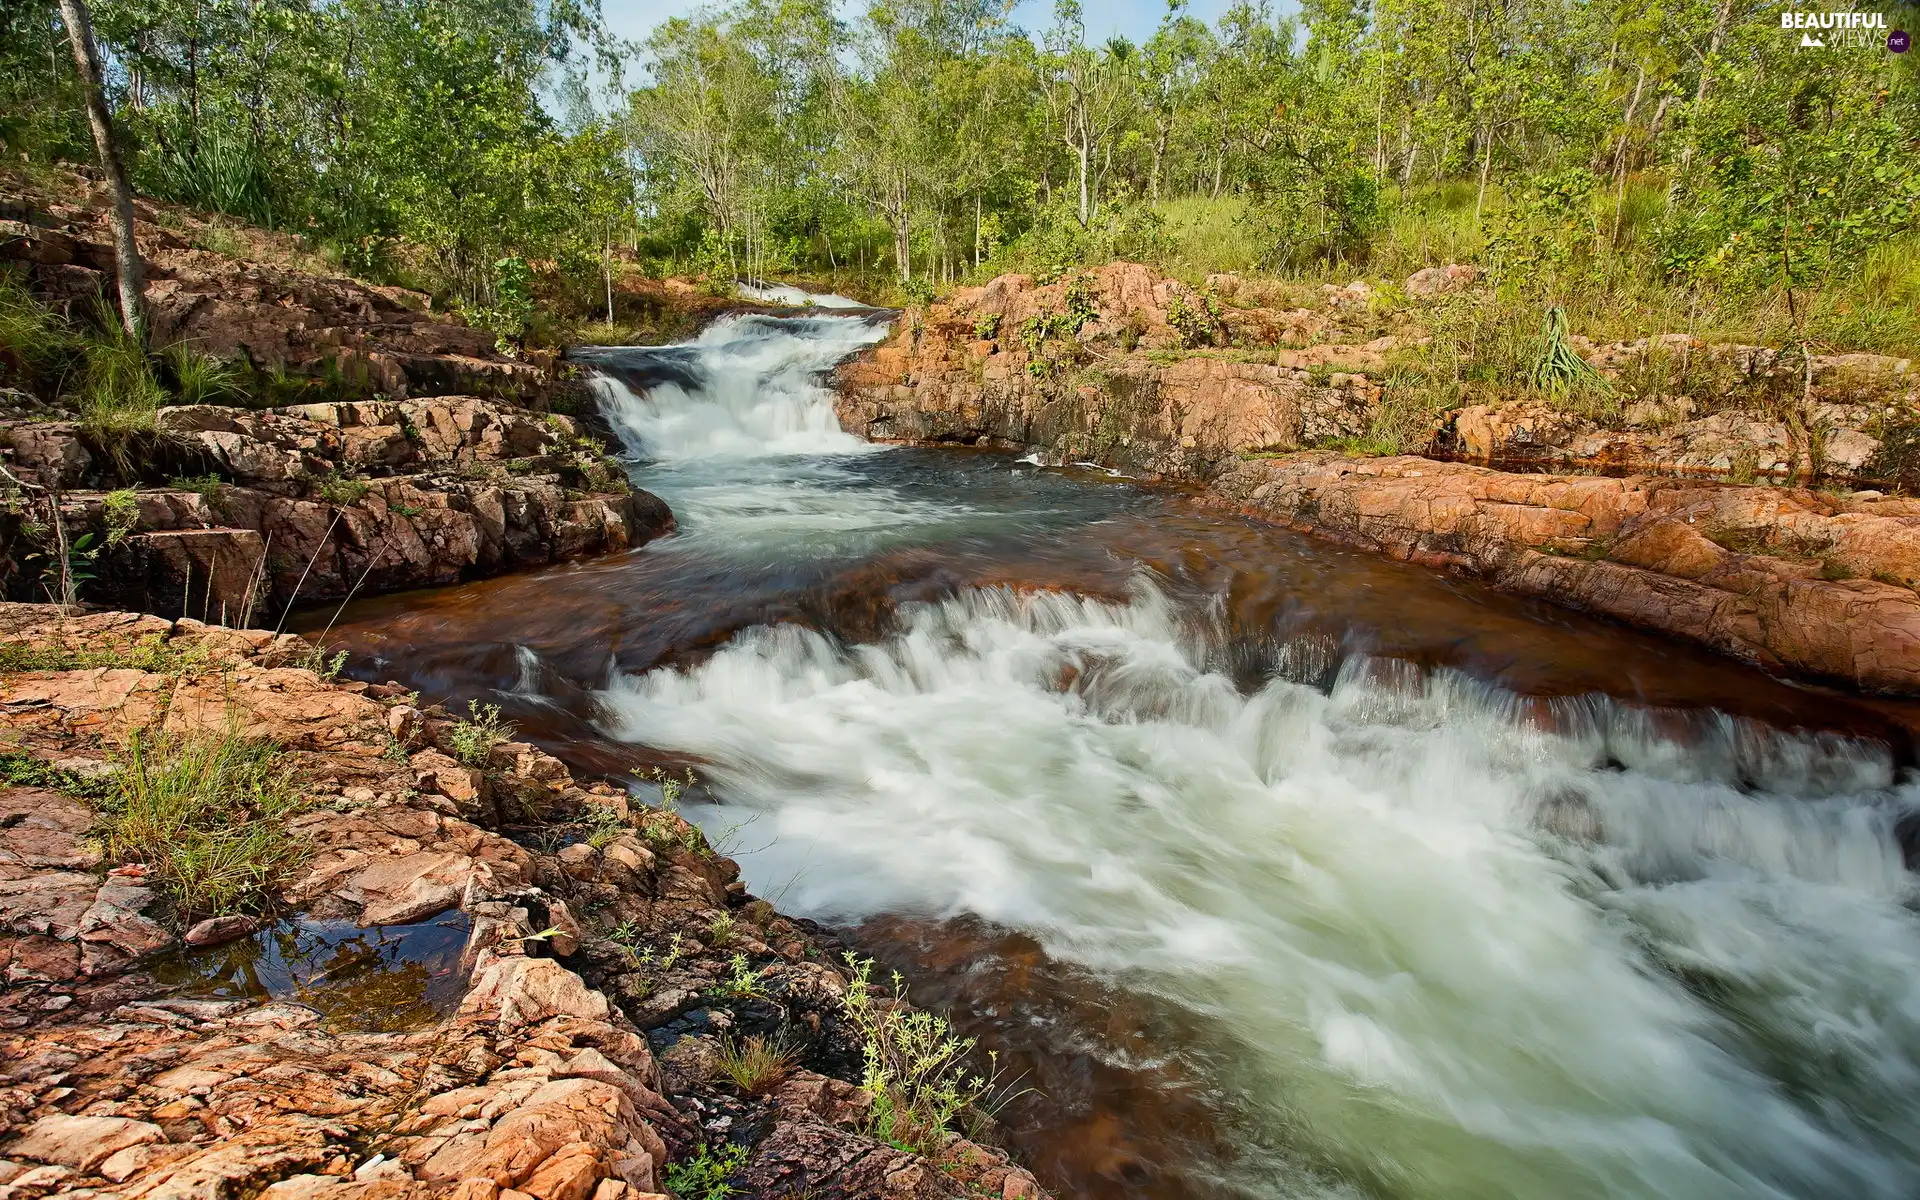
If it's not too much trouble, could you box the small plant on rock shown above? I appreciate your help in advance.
[96,727,308,919]
[841,954,995,1156]
[447,700,514,767]
[707,912,738,948]
[712,1034,795,1095]
[580,799,627,849]
[719,953,768,999]
[663,1142,747,1200]
[317,474,371,507]
[102,489,140,547]
[1166,290,1221,349]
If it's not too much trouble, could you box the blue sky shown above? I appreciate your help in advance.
[598,0,1269,51]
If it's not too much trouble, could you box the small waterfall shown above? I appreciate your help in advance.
[575,314,888,460]
[735,280,869,308]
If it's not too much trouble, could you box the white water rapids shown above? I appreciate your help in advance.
[579,316,1920,1199]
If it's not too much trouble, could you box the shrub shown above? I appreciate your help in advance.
[317,475,371,506]
[1166,291,1219,349]
[447,700,514,767]
[96,727,308,919]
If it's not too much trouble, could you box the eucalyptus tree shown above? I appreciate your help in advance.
[1041,0,1137,228]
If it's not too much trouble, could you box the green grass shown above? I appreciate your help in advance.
[712,1034,795,1095]
[0,749,114,798]
[95,727,308,919]
[163,342,245,405]
[0,633,210,675]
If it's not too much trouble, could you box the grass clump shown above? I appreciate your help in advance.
[162,343,245,405]
[579,798,627,849]
[663,1142,747,1200]
[95,727,308,919]
[0,633,209,675]
[447,700,514,767]
[841,954,997,1156]
[712,1034,795,1095]
[76,307,168,450]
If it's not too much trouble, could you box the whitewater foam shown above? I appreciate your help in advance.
[594,580,1920,1199]
[585,314,887,460]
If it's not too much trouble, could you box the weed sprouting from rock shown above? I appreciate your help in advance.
[448,700,514,767]
[96,727,308,919]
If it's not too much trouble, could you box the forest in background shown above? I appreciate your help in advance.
[4,0,1919,350]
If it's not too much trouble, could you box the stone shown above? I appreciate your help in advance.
[184,914,261,948]
[461,955,612,1030]
[1207,454,1920,694]
[517,1142,603,1200]
[6,1114,165,1172]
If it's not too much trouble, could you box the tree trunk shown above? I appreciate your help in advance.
[59,0,145,335]
[1077,138,1090,226]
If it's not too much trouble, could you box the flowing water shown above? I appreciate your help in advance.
[314,313,1920,1200]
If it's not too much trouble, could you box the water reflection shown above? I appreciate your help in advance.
[154,911,472,1032]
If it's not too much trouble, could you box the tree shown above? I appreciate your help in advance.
[1041,0,1135,228]
[58,0,147,334]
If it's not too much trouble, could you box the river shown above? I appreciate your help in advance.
[312,312,1920,1200]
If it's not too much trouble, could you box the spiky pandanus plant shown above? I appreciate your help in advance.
[1530,306,1610,394]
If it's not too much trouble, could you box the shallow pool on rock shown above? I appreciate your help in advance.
[154,911,473,1032]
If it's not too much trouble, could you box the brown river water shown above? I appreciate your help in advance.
[304,313,1920,1200]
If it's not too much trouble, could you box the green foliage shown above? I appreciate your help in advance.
[972,313,1002,341]
[446,701,514,767]
[717,952,767,999]
[579,799,627,850]
[841,954,995,1156]
[1530,306,1610,395]
[1166,290,1220,349]
[0,750,115,799]
[0,633,209,676]
[163,344,244,406]
[102,489,140,547]
[169,474,227,505]
[317,475,372,507]
[95,727,308,919]
[663,1143,747,1200]
[712,1034,795,1095]
[76,306,168,450]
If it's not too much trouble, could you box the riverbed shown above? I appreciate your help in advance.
[311,313,1920,1200]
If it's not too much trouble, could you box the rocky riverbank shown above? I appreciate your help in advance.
[2,169,681,621]
[1208,455,1920,694]
[3,395,671,622]
[832,262,1915,489]
[0,607,1050,1200]
[831,263,1920,696]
